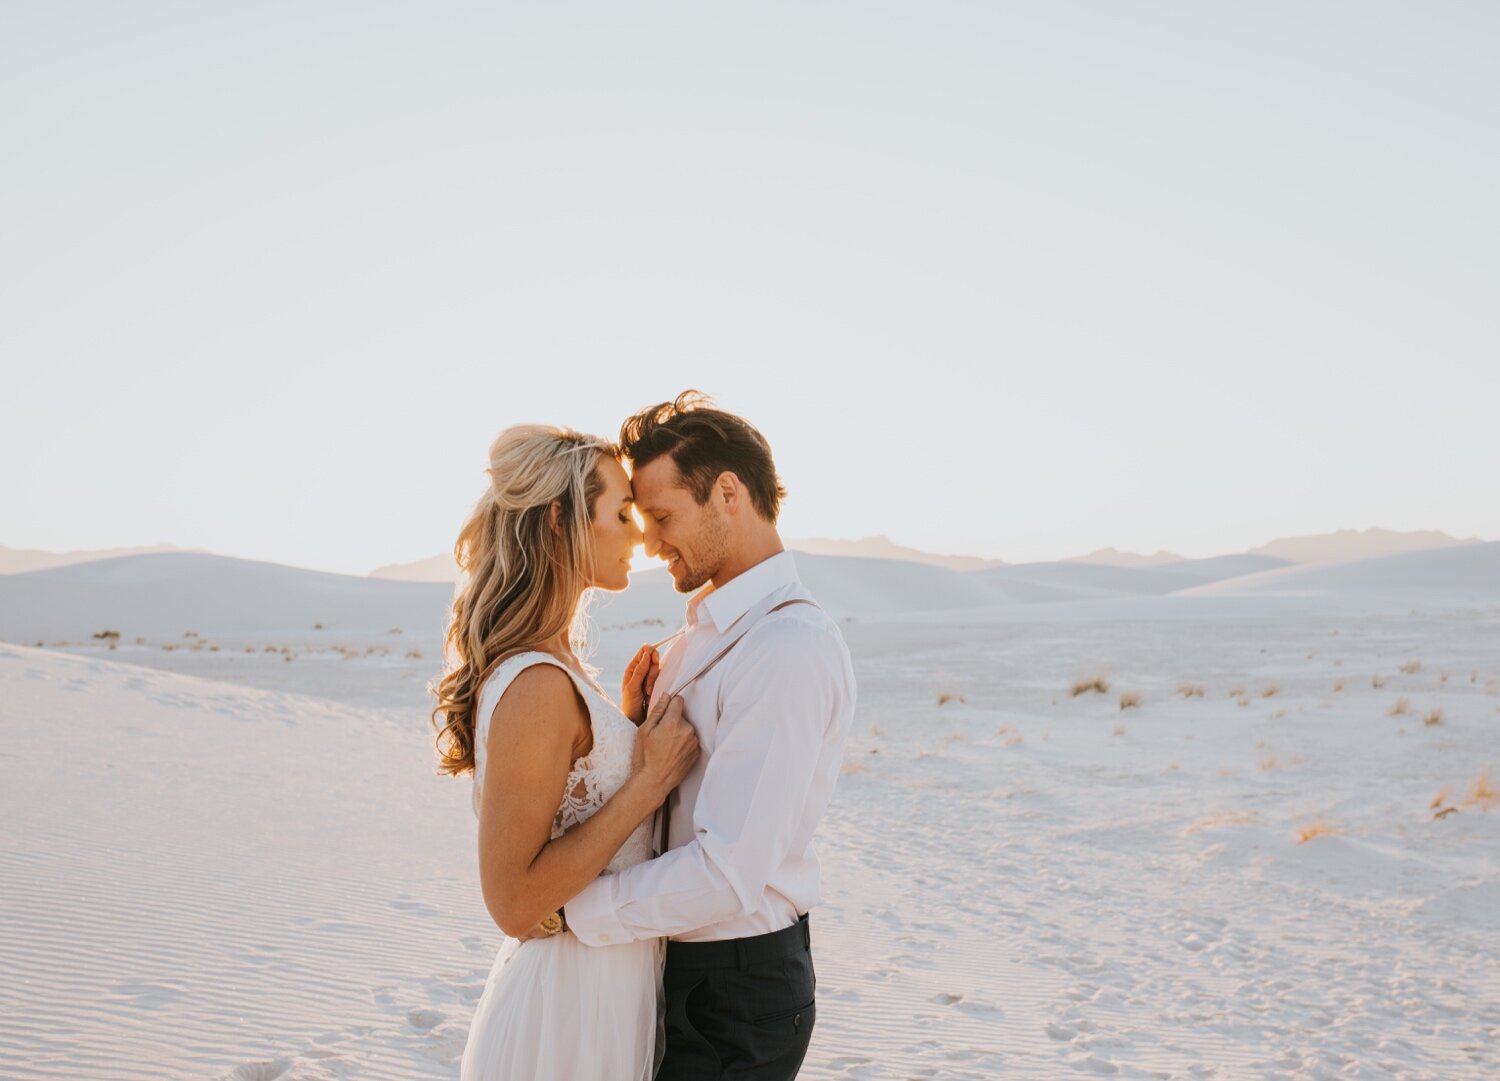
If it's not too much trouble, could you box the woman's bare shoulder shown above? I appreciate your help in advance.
[487,657,589,739]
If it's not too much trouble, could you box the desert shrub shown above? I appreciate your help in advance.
[1070,675,1110,697]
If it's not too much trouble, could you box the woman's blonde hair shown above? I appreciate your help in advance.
[430,424,619,776]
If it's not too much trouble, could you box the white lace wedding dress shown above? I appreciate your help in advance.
[460,651,663,1081]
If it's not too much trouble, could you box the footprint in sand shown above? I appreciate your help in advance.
[224,1059,292,1081]
[1069,1053,1120,1075]
[390,898,442,917]
[407,1007,446,1031]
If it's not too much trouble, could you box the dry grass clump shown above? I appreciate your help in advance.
[1112,723,1126,737]
[1228,684,1246,698]
[1295,821,1341,844]
[1440,670,1449,684]
[996,724,1024,747]
[1332,679,1345,693]
[1422,707,1444,727]
[1176,682,1206,698]
[1388,696,1410,717]
[1464,768,1498,811]
[1372,673,1385,688]
[1257,751,1281,772]
[1183,810,1255,835]
[1430,785,1451,810]
[1261,683,1280,698]
[1399,660,1422,675]
[406,648,423,660]
[936,691,966,706]
[1119,691,1141,710]
[92,630,121,650]
[1070,675,1111,697]
[840,761,864,775]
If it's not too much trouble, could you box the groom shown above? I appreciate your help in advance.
[564,390,857,1079]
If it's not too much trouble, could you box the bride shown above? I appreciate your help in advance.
[430,424,700,1080]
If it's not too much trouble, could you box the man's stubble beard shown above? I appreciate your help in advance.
[673,509,731,593]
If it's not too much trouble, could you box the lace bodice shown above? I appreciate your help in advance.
[472,651,655,875]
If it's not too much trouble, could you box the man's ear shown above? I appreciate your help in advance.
[714,471,741,513]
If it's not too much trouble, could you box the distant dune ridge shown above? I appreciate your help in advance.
[3,537,1499,645]
[776,535,1008,572]
[1063,547,1186,567]
[0,543,199,575]
[363,527,1482,584]
[368,552,458,582]
[1248,527,1483,564]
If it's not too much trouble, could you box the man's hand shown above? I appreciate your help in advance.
[621,644,662,725]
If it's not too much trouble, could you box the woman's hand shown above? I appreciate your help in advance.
[621,643,662,725]
[630,694,699,800]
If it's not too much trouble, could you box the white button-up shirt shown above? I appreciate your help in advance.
[566,550,856,945]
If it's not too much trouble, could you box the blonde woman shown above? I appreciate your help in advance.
[431,424,699,1080]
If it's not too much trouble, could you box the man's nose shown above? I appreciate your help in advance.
[641,518,662,558]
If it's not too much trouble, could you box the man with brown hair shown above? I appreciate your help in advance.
[563,390,858,1080]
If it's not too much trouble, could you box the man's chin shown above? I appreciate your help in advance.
[668,566,706,593]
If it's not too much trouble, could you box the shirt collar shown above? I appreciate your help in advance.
[685,550,801,632]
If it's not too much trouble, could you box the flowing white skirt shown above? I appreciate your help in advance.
[460,930,664,1081]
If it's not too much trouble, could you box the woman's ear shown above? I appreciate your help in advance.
[547,500,562,534]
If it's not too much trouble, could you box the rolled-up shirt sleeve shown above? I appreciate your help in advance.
[565,620,839,946]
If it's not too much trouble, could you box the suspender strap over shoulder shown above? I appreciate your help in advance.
[653,597,819,856]
[668,598,820,698]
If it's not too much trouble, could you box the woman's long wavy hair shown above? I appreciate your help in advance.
[430,425,618,777]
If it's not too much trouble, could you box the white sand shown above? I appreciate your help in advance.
[2,548,1498,1079]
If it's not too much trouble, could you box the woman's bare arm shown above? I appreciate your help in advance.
[476,664,695,938]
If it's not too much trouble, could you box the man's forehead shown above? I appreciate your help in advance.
[628,457,683,502]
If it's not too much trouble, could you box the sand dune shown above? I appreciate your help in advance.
[1181,540,1500,600]
[0,552,453,642]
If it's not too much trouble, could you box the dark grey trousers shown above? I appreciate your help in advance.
[655,914,816,1080]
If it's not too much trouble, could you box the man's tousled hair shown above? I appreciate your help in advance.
[619,390,786,522]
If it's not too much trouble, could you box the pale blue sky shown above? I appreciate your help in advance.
[3,2,1495,575]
